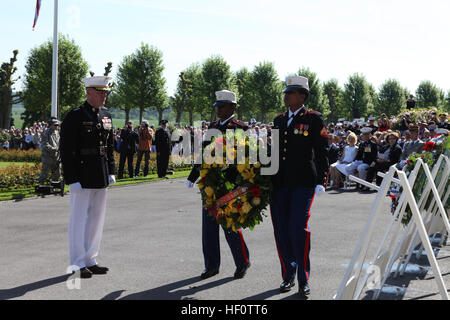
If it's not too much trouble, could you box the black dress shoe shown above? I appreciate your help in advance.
[280,278,295,293]
[234,262,250,279]
[200,268,219,279]
[298,281,310,296]
[78,267,93,279]
[86,264,109,274]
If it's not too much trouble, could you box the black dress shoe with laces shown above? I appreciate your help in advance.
[76,267,92,279]
[234,262,251,279]
[86,264,109,274]
[298,281,310,296]
[200,268,219,279]
[280,278,295,292]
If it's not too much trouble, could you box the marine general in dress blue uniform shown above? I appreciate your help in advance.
[60,76,116,279]
[186,90,251,280]
[270,76,329,297]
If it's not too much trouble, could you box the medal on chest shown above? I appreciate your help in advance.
[102,117,112,130]
[294,123,307,135]
[303,125,309,136]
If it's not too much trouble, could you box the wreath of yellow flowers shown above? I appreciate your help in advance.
[197,133,272,231]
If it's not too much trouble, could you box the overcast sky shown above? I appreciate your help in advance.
[1,0,449,96]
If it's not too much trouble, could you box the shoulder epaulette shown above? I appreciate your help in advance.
[275,112,286,119]
[232,118,246,125]
[67,106,81,114]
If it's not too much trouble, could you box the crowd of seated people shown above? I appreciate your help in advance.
[327,112,449,191]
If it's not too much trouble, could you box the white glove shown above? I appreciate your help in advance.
[109,175,116,185]
[186,180,195,188]
[315,185,326,196]
[69,182,82,194]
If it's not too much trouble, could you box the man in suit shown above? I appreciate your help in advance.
[367,116,378,134]
[406,94,416,109]
[154,119,171,178]
[400,126,425,161]
[327,133,341,166]
[60,76,115,279]
[270,76,329,297]
[118,121,139,179]
[186,90,251,280]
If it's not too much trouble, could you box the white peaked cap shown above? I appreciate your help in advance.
[82,76,112,90]
[361,127,373,134]
[214,90,237,104]
[284,76,309,93]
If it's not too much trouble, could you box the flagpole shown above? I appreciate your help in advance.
[51,0,58,118]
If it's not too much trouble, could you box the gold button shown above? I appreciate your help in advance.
[284,140,288,143]
[283,148,287,152]
[100,141,103,145]
[284,131,288,135]
[282,157,286,161]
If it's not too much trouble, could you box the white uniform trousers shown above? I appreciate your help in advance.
[69,188,107,270]
[345,160,370,181]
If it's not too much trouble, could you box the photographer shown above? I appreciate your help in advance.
[118,121,139,179]
[134,120,154,177]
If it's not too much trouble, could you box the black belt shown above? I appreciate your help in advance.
[80,146,106,156]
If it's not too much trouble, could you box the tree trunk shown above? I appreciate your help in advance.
[139,107,144,125]
[158,110,163,123]
[236,108,242,120]
[0,88,12,129]
[189,111,193,126]
[125,109,130,124]
[176,109,182,124]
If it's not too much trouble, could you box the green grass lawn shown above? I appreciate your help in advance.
[0,169,191,201]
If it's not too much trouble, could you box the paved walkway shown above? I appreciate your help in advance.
[1,179,449,300]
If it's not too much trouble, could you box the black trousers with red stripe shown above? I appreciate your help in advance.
[202,209,250,271]
[270,187,315,283]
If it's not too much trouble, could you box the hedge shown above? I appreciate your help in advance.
[0,149,41,162]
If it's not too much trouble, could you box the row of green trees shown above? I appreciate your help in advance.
[2,34,450,129]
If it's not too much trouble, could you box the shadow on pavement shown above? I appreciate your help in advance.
[101,290,127,300]
[361,245,435,300]
[243,288,309,301]
[0,274,70,300]
[243,288,281,300]
[115,276,235,300]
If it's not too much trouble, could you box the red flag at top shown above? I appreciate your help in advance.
[33,0,42,30]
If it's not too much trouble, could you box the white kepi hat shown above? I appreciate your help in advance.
[283,76,309,93]
[361,127,373,134]
[214,90,237,106]
[82,76,112,91]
